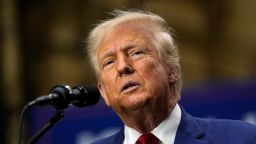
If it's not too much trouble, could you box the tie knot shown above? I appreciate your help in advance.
[135,133,160,144]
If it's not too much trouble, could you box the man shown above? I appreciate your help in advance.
[86,10,256,144]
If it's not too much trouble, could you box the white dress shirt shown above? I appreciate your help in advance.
[123,104,182,144]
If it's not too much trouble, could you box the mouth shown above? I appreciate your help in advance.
[120,81,140,93]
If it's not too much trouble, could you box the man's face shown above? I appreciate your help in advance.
[96,24,175,115]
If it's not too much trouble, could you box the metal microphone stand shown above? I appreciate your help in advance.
[27,110,64,144]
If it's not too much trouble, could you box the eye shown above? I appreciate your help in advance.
[129,48,145,58]
[102,59,114,68]
[132,50,143,56]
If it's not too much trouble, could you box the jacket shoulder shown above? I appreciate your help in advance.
[196,117,256,133]
[178,109,256,144]
[196,117,256,143]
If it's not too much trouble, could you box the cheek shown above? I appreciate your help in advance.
[100,73,119,102]
[100,70,116,87]
[139,59,169,90]
[141,59,167,79]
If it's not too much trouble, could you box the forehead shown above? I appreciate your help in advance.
[97,23,155,56]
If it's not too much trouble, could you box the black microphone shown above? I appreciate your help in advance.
[28,85,100,110]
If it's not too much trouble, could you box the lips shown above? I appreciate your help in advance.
[120,81,140,93]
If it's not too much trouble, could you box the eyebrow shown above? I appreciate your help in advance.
[99,43,137,60]
[100,50,114,62]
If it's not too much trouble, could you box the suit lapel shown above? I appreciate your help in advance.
[174,107,209,144]
[175,129,208,144]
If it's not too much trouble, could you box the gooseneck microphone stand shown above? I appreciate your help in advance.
[19,84,100,144]
[27,110,64,144]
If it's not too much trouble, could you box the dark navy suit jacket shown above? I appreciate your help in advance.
[92,109,256,144]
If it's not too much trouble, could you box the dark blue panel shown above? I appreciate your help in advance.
[28,79,256,144]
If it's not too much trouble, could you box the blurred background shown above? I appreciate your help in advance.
[1,0,256,144]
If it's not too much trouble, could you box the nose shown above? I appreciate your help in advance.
[116,55,134,76]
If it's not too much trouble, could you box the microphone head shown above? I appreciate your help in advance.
[71,85,101,107]
[49,85,73,109]
[48,84,100,110]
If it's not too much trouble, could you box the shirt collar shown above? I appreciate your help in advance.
[123,104,182,144]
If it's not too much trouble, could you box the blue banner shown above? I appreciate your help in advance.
[29,79,256,144]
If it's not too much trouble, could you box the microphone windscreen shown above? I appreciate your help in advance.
[71,85,101,107]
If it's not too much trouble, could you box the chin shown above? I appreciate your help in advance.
[120,94,149,111]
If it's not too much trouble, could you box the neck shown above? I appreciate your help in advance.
[120,103,175,133]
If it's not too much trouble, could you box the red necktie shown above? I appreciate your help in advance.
[135,133,160,144]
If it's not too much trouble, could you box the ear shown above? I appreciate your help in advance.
[168,65,179,84]
[98,82,111,106]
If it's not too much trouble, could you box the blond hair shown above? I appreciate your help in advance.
[87,10,182,95]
